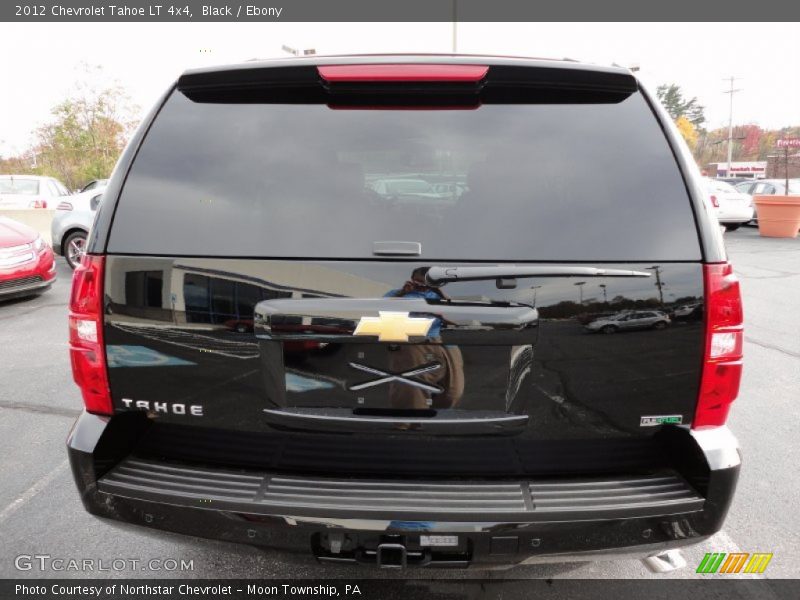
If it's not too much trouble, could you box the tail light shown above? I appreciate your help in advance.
[693,263,743,428]
[710,194,719,208]
[56,201,74,211]
[28,198,47,209]
[69,255,112,415]
[318,64,489,83]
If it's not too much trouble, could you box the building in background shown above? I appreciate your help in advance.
[708,161,766,179]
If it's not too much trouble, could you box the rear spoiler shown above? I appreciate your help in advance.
[177,61,638,104]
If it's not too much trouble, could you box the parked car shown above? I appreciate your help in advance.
[51,185,106,268]
[78,179,109,193]
[703,178,754,230]
[717,177,752,186]
[735,178,800,196]
[670,303,703,322]
[67,55,742,570]
[0,174,71,209]
[0,216,56,300]
[584,310,670,333]
[431,182,468,197]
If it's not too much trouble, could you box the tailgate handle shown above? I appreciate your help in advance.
[255,297,538,343]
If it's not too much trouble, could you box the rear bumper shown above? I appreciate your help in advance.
[717,206,754,223]
[67,413,740,567]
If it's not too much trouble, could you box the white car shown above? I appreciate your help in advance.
[0,174,71,209]
[704,178,754,231]
[50,185,106,268]
[584,310,670,334]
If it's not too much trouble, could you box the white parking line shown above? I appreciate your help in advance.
[0,459,68,525]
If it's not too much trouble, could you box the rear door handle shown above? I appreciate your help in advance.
[255,297,538,345]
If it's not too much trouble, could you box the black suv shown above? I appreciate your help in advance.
[67,55,742,569]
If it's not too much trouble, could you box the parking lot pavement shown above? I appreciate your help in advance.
[0,229,798,582]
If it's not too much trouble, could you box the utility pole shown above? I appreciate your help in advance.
[723,76,742,177]
[647,266,665,307]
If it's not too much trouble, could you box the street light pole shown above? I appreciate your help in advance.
[530,285,542,307]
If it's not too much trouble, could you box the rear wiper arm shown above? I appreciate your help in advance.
[426,265,651,286]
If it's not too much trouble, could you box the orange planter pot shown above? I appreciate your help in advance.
[753,194,800,238]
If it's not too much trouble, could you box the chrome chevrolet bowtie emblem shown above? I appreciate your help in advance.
[348,362,443,393]
[353,311,435,342]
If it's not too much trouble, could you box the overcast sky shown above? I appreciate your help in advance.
[1,22,798,155]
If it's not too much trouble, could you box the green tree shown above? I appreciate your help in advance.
[656,84,706,128]
[25,64,139,190]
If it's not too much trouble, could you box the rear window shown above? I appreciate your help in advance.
[109,88,701,261]
[0,178,39,195]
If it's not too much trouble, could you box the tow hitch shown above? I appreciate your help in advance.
[375,543,407,568]
[313,533,470,568]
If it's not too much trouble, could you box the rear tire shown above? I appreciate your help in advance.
[64,230,88,269]
[601,325,617,334]
[725,223,741,231]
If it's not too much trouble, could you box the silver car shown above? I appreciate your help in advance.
[585,310,670,334]
[51,185,105,268]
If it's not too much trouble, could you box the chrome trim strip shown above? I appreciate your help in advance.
[262,408,529,430]
[0,252,35,267]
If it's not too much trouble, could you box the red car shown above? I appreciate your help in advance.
[0,216,56,300]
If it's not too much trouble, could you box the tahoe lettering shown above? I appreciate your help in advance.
[120,398,203,416]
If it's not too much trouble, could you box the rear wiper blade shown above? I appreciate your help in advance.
[426,265,651,285]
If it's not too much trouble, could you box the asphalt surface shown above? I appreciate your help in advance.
[0,226,798,585]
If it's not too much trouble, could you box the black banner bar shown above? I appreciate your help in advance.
[3,579,800,600]
[2,0,800,22]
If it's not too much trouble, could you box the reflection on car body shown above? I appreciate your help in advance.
[584,310,670,334]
